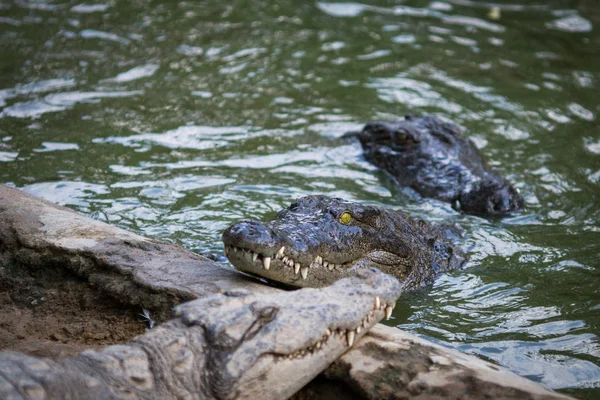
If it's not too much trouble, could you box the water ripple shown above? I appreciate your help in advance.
[79,29,131,44]
[102,64,159,83]
[2,90,143,118]
[95,125,253,151]
[22,181,108,208]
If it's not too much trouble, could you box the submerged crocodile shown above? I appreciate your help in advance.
[0,269,401,400]
[350,114,525,216]
[223,195,464,289]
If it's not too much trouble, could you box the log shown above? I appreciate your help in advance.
[325,324,572,400]
[0,184,572,399]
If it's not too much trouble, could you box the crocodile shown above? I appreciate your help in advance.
[350,114,525,216]
[0,269,401,400]
[223,195,464,289]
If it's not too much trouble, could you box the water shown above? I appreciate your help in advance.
[1,0,599,397]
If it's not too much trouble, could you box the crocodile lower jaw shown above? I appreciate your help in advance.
[278,301,391,360]
[225,244,349,281]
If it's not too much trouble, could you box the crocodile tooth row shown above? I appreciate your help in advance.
[225,245,346,280]
[311,254,344,272]
[282,296,395,360]
[225,245,273,271]
[276,248,346,280]
[275,249,311,279]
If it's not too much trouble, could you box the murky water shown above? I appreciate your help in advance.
[1,0,599,397]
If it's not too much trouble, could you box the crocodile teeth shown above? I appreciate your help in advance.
[323,261,328,268]
[347,330,355,347]
[225,246,230,256]
[282,256,289,263]
[276,246,285,259]
[294,263,301,275]
[374,296,380,310]
[263,257,271,270]
[288,259,295,267]
[300,267,308,280]
[356,326,361,334]
[325,328,331,336]
[315,341,321,349]
[252,252,258,262]
[314,255,322,264]
[327,263,334,271]
[385,305,393,320]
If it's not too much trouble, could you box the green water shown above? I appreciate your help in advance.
[1,0,599,397]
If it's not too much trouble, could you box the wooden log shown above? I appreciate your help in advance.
[0,184,572,400]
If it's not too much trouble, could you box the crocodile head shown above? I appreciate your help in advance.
[357,115,525,216]
[222,195,464,289]
[174,269,401,400]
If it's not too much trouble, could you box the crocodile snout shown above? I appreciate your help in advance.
[360,121,395,145]
[222,221,279,253]
[460,179,525,216]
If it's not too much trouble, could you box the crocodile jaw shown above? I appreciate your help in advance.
[225,243,356,288]
[174,269,401,400]
[225,242,410,288]
[234,301,389,400]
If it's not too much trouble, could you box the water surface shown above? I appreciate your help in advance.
[1,0,599,397]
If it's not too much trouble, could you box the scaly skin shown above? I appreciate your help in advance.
[0,269,401,400]
[354,115,525,216]
[223,195,464,289]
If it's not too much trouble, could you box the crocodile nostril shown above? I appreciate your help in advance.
[247,228,262,237]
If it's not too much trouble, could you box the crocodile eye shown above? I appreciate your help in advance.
[395,129,419,144]
[259,307,278,322]
[339,211,352,224]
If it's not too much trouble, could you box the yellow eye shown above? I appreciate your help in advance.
[339,211,352,224]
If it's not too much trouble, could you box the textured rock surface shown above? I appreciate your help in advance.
[0,184,277,322]
[0,262,146,360]
[326,324,571,400]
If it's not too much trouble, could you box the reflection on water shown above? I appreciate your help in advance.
[1,0,599,397]
[96,125,252,150]
[2,90,144,118]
